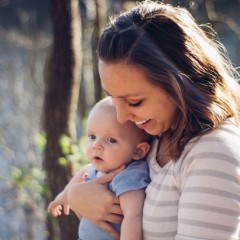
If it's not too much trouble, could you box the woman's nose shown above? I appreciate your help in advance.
[115,102,132,124]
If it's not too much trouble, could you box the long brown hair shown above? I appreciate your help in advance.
[97,0,240,160]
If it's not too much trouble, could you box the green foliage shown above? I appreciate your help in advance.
[58,134,88,170]
[35,130,88,170]
[10,165,46,204]
[34,131,47,151]
[25,128,88,209]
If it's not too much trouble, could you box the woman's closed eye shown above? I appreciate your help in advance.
[128,100,143,107]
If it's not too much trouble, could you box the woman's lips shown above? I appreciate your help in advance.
[134,119,150,129]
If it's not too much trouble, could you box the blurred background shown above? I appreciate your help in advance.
[0,0,239,239]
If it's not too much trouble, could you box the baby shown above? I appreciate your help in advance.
[48,97,151,240]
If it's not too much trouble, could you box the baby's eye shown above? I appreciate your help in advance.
[88,134,96,140]
[106,138,117,143]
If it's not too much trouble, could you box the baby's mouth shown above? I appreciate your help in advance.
[93,156,103,161]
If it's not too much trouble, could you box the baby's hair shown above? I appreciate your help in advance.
[92,96,115,111]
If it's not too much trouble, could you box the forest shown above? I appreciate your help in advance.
[0,0,239,239]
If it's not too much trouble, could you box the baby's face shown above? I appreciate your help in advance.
[85,107,143,173]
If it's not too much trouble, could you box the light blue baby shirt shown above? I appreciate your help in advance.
[78,159,150,240]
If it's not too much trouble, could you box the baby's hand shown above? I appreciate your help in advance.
[47,201,64,216]
[47,191,70,217]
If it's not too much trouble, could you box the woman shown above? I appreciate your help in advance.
[68,1,240,239]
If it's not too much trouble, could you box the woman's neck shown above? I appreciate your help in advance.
[156,133,173,167]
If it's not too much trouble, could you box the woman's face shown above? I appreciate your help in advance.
[99,61,177,136]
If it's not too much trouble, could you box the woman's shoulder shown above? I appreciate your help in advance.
[186,118,240,153]
[206,118,240,138]
[173,119,240,185]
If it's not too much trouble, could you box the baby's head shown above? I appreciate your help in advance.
[86,97,151,173]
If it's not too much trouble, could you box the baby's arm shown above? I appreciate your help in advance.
[119,189,145,240]
[47,163,91,217]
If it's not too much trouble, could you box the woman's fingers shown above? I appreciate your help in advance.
[99,222,120,240]
[108,203,122,216]
[104,213,123,224]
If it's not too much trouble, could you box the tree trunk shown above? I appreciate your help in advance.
[92,0,107,103]
[43,0,82,239]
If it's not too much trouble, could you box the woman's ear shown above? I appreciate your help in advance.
[132,142,150,160]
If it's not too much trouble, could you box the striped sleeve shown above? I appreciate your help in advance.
[176,126,240,240]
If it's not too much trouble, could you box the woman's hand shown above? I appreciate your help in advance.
[67,166,124,240]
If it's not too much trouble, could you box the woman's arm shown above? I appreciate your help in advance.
[119,189,145,240]
[176,131,240,240]
[67,167,124,240]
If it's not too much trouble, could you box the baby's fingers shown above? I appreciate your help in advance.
[47,202,55,212]
[48,205,63,217]
[63,204,70,215]
[55,205,63,216]
[48,201,60,211]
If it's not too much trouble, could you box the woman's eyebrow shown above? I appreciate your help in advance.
[104,90,140,98]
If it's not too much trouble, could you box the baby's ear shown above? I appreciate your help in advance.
[133,142,150,160]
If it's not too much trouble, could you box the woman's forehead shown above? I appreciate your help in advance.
[99,62,151,97]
